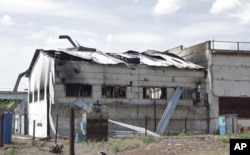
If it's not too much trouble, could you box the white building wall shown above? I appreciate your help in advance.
[28,52,55,137]
[212,54,250,97]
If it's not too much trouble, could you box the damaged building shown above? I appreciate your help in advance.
[19,36,209,138]
[169,40,250,134]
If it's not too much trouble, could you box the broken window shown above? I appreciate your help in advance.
[34,91,38,102]
[40,89,44,101]
[143,87,167,99]
[181,88,193,100]
[66,84,92,97]
[29,93,33,103]
[102,85,126,98]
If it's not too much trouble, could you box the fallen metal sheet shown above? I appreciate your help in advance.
[108,119,160,137]
[156,87,183,135]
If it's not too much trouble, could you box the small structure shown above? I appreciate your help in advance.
[219,114,238,135]
[0,91,28,135]
[83,112,108,142]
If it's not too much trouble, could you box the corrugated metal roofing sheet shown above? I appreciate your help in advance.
[61,50,126,65]
[57,48,202,69]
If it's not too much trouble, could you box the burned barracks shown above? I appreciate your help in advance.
[21,36,207,138]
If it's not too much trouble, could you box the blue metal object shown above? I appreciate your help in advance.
[219,125,226,135]
[219,116,226,135]
[3,112,12,144]
[75,132,85,142]
[219,116,226,126]
[156,87,183,135]
[80,122,86,131]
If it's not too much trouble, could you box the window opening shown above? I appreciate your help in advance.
[181,88,193,100]
[66,84,92,97]
[34,91,38,102]
[102,85,126,98]
[143,87,167,99]
[29,93,33,103]
[40,89,44,101]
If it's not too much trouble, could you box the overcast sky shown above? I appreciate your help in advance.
[0,0,249,91]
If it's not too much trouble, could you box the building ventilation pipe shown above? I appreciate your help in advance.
[13,70,29,92]
[59,35,77,48]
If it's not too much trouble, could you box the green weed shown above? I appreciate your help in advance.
[217,134,250,143]
[111,144,120,153]
[140,136,154,144]
[1,147,17,155]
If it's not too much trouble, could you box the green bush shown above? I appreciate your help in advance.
[140,136,154,144]
[111,145,120,153]
[1,147,17,155]
[237,134,250,139]
[178,129,192,136]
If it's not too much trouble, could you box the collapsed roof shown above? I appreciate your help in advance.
[42,35,202,69]
[39,48,202,69]
[14,35,203,91]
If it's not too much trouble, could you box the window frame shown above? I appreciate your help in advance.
[65,83,92,97]
[101,85,126,98]
[143,87,167,100]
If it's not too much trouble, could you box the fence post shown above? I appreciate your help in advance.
[32,120,36,146]
[145,116,147,136]
[184,117,187,133]
[0,112,4,147]
[100,114,102,141]
[55,114,58,144]
[232,118,234,134]
[154,101,156,132]
[69,107,75,155]
[212,40,214,50]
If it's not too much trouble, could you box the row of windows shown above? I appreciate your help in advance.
[29,84,194,103]
[29,88,46,103]
[65,84,194,100]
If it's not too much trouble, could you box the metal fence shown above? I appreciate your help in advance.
[211,40,250,51]
[165,117,208,135]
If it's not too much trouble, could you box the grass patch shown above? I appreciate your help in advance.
[217,134,250,143]
[217,135,230,143]
[111,144,120,153]
[109,138,143,153]
[178,129,192,136]
[0,147,17,155]
[237,134,250,139]
[140,136,154,144]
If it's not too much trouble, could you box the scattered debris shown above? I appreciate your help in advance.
[49,143,63,154]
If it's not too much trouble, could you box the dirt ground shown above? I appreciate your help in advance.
[0,135,229,155]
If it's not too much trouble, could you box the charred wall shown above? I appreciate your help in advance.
[51,60,207,135]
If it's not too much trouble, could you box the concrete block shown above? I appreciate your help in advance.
[213,80,250,97]
[105,66,128,74]
[213,65,250,81]
[138,68,148,75]
[161,76,173,82]
[213,54,250,67]
[80,63,104,73]
[147,69,157,75]
[174,77,201,83]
